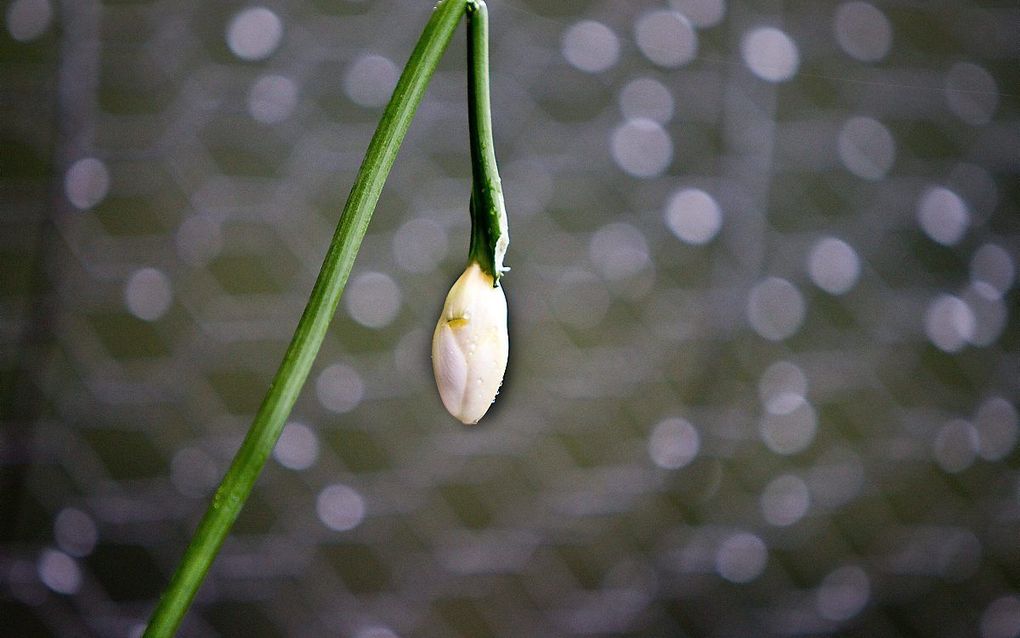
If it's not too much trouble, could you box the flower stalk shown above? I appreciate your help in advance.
[466,0,509,282]
[144,1,470,635]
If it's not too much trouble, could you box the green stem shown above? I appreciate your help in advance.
[143,1,468,635]
[466,0,509,283]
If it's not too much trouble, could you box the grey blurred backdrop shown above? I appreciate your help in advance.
[2,0,1019,636]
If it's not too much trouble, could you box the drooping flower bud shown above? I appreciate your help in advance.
[432,262,508,424]
[431,0,510,425]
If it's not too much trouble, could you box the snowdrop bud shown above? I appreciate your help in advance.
[432,262,508,424]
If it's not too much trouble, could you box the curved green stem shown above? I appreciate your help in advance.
[143,1,468,635]
[466,0,509,283]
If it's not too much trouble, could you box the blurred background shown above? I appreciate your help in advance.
[2,0,1019,636]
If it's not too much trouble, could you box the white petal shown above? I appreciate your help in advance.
[431,263,509,424]
[433,323,468,417]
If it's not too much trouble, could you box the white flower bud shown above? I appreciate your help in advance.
[432,262,508,424]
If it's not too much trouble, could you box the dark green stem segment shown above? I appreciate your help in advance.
[142,1,468,635]
[466,0,509,283]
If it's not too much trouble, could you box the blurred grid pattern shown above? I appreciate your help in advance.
[2,0,1019,636]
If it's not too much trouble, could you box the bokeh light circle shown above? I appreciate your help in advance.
[816,565,870,621]
[981,596,1020,638]
[619,77,674,124]
[934,419,980,474]
[249,74,298,124]
[562,20,619,73]
[125,268,173,321]
[760,398,818,455]
[970,244,1015,298]
[917,186,969,246]
[38,550,81,595]
[273,421,320,471]
[715,533,768,583]
[344,272,401,329]
[611,119,673,178]
[760,474,810,526]
[316,363,365,413]
[665,188,722,245]
[65,157,110,210]
[53,509,98,558]
[648,417,701,470]
[925,294,975,353]
[759,360,808,415]
[635,10,698,68]
[838,116,895,180]
[345,54,398,108]
[975,398,1018,462]
[741,27,799,82]
[833,2,892,62]
[226,7,283,61]
[6,0,52,42]
[946,62,998,126]
[747,277,806,341]
[808,237,861,295]
[316,484,366,532]
[590,223,651,281]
